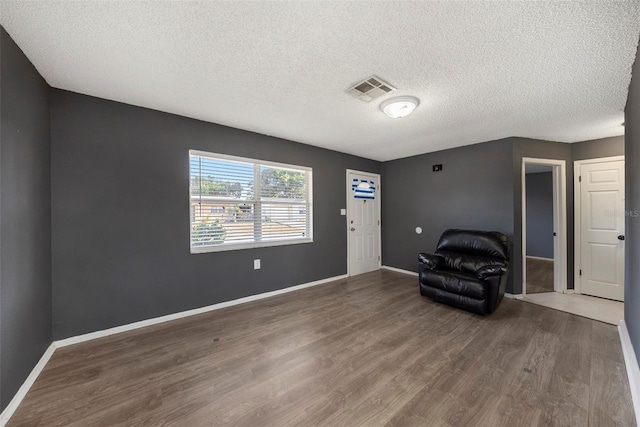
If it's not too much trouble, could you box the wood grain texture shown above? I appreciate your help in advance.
[526,257,555,294]
[7,270,635,426]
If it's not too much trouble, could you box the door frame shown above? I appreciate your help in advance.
[346,169,382,276]
[573,155,625,295]
[521,158,568,296]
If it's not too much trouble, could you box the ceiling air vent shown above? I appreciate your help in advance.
[347,75,396,102]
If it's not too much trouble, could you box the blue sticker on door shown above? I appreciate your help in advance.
[352,178,375,200]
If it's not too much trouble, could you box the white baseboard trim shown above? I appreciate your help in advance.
[1,274,348,424]
[55,274,348,348]
[0,274,349,424]
[619,320,640,426]
[0,343,56,426]
[381,265,418,277]
[504,293,525,299]
[526,255,554,261]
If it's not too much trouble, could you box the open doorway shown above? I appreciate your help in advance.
[521,157,623,325]
[524,164,555,294]
[521,158,567,296]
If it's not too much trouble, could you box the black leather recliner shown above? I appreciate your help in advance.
[418,229,511,315]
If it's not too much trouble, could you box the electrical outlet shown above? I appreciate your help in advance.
[254,259,261,270]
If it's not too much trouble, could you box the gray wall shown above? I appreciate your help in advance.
[571,135,624,293]
[515,136,624,291]
[525,172,553,258]
[381,136,580,295]
[0,27,52,411]
[51,90,380,340]
[381,138,515,290]
[625,38,640,369]
[512,138,573,294]
[382,135,623,295]
[1,22,634,408]
[573,135,625,161]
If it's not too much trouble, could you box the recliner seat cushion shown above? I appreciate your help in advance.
[419,269,486,300]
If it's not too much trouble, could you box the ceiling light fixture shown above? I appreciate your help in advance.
[380,96,420,119]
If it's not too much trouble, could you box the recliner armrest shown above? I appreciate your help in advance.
[476,264,507,280]
[418,253,444,270]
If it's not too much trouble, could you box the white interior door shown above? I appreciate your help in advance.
[578,160,625,301]
[348,171,380,276]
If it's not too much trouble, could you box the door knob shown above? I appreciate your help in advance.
[618,235,625,241]
[350,227,356,231]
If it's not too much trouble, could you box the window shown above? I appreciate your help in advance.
[189,150,313,253]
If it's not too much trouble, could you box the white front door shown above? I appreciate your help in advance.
[347,171,380,276]
[578,160,625,301]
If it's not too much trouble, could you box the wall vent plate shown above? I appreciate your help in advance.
[346,75,396,102]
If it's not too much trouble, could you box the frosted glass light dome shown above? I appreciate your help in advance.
[380,96,420,118]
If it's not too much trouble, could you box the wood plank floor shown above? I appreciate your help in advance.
[8,270,635,426]
[526,257,554,294]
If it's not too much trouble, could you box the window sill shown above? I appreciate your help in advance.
[190,238,313,254]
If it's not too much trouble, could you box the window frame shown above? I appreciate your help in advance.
[189,150,313,254]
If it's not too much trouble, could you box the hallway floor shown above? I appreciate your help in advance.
[523,292,624,326]
[524,256,623,325]
[526,257,554,294]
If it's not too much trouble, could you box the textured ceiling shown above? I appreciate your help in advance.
[1,1,639,161]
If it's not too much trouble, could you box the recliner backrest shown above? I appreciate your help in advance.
[434,250,506,275]
[436,229,509,260]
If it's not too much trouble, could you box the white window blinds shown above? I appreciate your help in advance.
[189,150,313,253]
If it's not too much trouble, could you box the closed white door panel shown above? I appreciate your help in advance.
[579,160,624,301]
[348,172,380,276]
